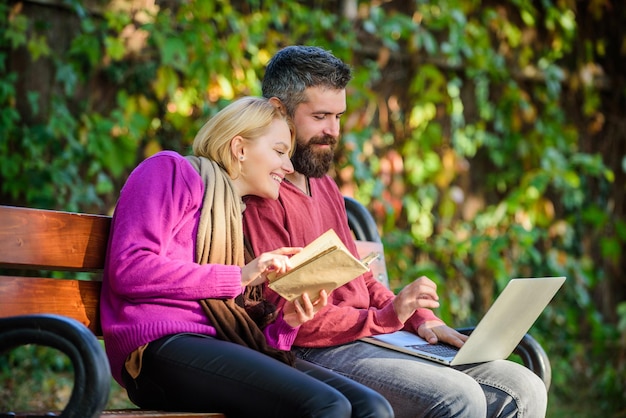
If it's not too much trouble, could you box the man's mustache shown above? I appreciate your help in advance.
[307,135,337,147]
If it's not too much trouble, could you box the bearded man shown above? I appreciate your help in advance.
[243,45,548,418]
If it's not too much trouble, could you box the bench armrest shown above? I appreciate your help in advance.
[0,314,111,418]
[345,196,381,243]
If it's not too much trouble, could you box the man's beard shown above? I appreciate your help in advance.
[291,135,337,178]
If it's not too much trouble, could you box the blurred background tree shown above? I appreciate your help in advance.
[1,0,624,416]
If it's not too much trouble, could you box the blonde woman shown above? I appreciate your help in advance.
[101,97,392,418]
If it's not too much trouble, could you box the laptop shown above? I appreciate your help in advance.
[361,276,566,366]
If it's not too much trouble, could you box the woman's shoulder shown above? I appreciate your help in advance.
[137,150,195,173]
[145,150,185,164]
[127,150,201,191]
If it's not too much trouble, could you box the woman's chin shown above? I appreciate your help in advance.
[259,189,279,200]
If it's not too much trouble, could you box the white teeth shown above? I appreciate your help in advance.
[271,174,282,183]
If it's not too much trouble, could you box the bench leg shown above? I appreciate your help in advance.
[0,314,111,418]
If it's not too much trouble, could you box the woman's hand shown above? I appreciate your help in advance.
[281,289,328,328]
[241,247,302,287]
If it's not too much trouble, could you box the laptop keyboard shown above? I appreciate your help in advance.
[407,343,459,357]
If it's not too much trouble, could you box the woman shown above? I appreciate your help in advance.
[101,97,393,418]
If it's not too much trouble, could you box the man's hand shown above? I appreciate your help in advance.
[392,276,440,323]
[417,321,468,347]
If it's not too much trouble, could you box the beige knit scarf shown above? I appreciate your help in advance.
[185,155,295,366]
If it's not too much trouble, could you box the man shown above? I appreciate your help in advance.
[243,45,548,417]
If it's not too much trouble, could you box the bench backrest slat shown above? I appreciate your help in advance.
[0,204,388,339]
[0,205,110,271]
[0,275,102,334]
[0,205,110,336]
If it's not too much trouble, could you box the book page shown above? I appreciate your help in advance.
[267,229,369,301]
[277,229,350,272]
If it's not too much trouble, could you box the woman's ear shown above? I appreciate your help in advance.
[231,135,245,161]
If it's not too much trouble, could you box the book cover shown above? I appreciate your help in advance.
[267,229,378,302]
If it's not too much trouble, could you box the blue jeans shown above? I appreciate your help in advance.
[294,341,547,418]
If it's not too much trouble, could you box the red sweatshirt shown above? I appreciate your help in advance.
[242,175,439,347]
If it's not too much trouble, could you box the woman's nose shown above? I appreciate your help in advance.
[282,156,294,174]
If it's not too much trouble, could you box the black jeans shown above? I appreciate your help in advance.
[122,333,393,418]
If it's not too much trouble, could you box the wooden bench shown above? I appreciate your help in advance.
[0,198,552,417]
[0,205,225,418]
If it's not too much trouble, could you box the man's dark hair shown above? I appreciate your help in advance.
[262,46,352,117]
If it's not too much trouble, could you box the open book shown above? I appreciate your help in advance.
[267,229,379,302]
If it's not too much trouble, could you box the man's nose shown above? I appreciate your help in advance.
[324,118,340,138]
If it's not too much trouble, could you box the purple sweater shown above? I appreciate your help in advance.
[101,151,298,386]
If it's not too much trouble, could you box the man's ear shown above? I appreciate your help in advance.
[231,135,245,161]
[268,96,286,115]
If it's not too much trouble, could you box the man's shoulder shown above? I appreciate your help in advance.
[309,176,344,203]
[243,195,283,214]
[310,175,340,188]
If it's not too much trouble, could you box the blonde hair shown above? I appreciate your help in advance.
[192,97,295,176]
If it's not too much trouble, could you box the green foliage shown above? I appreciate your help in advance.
[0,344,134,411]
[1,0,624,415]
[0,345,73,410]
[351,2,624,413]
